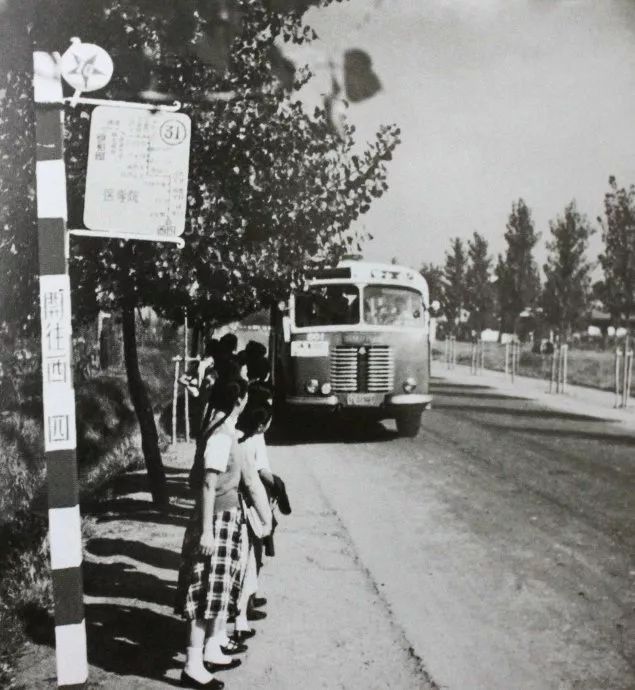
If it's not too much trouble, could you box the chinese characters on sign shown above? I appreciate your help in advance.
[40,275,76,451]
[84,106,191,240]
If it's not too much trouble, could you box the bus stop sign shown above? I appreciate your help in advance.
[84,105,191,241]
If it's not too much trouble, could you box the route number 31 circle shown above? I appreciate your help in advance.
[160,120,187,145]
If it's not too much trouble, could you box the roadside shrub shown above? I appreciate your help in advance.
[0,357,171,684]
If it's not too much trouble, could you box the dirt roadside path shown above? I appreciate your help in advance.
[14,442,430,689]
[431,360,635,430]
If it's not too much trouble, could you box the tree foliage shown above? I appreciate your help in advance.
[419,262,443,304]
[465,231,493,334]
[0,0,400,504]
[496,198,540,334]
[542,201,594,339]
[0,0,400,333]
[597,176,635,331]
[442,238,467,335]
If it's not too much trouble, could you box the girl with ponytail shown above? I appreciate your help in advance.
[175,374,267,688]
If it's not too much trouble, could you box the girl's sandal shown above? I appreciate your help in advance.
[220,639,248,655]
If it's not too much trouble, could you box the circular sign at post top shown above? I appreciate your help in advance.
[60,39,113,92]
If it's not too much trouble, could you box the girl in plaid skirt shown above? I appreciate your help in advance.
[175,375,271,689]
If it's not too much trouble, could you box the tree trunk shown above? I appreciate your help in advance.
[122,304,169,508]
[497,310,505,343]
[190,323,200,359]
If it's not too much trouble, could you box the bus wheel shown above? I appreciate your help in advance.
[395,410,421,438]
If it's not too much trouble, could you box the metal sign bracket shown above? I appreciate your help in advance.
[68,229,185,248]
[63,94,183,112]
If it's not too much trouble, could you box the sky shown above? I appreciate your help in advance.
[294,0,635,274]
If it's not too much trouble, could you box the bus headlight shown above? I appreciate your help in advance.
[305,379,319,394]
[321,382,332,395]
[403,377,417,393]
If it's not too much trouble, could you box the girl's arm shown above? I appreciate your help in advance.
[199,470,219,555]
[258,468,275,490]
[199,429,232,555]
[241,450,272,535]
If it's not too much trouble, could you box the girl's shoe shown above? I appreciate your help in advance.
[232,629,256,643]
[180,670,225,689]
[251,596,267,608]
[204,658,242,673]
[247,607,266,621]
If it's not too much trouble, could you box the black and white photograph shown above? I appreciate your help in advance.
[0,1,634,688]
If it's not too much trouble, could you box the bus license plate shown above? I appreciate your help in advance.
[346,393,381,407]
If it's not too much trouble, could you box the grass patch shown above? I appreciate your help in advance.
[436,340,627,393]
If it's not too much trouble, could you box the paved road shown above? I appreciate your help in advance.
[15,376,635,689]
[267,376,635,690]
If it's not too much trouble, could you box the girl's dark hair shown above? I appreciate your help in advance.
[245,340,267,361]
[219,332,238,354]
[204,339,218,358]
[247,355,270,382]
[248,380,274,405]
[214,356,242,381]
[238,402,273,442]
[211,376,248,416]
[190,375,248,491]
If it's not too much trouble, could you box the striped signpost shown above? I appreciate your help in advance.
[32,37,191,685]
[33,50,88,689]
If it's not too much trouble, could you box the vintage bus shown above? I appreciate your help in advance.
[269,259,434,437]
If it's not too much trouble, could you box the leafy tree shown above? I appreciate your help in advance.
[465,231,493,335]
[419,262,443,304]
[442,238,467,336]
[0,0,400,504]
[591,279,619,330]
[542,201,594,340]
[496,199,541,335]
[598,176,635,333]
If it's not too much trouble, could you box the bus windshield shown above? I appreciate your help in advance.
[363,285,425,327]
[294,284,360,327]
[295,284,359,328]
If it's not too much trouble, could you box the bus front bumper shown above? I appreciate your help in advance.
[285,393,432,409]
[286,395,340,407]
[386,394,433,406]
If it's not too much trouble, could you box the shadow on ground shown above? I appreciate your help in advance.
[102,468,193,503]
[430,380,614,424]
[87,538,181,571]
[22,468,191,687]
[90,496,190,527]
[267,413,399,447]
[88,467,193,527]
[428,380,635,456]
[23,603,184,687]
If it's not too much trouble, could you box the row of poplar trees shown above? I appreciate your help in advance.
[421,177,635,342]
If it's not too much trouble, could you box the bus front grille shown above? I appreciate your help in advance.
[330,346,395,393]
[330,347,358,392]
[366,346,395,392]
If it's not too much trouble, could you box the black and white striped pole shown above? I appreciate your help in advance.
[32,49,88,688]
[32,34,196,685]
